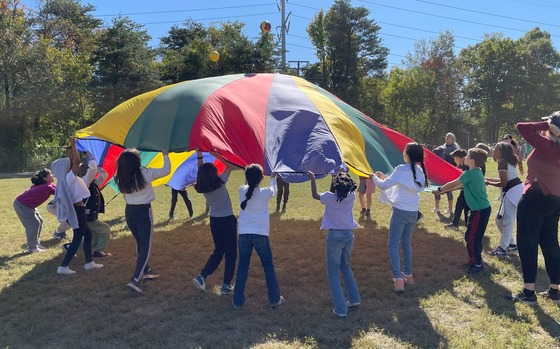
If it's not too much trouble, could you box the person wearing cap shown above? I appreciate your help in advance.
[507,112,560,305]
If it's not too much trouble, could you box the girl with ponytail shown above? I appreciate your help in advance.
[371,142,428,293]
[233,164,284,308]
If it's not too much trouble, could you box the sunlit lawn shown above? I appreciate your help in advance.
[0,161,559,348]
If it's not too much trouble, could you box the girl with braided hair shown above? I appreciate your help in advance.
[372,142,428,293]
[233,164,284,308]
[308,169,361,318]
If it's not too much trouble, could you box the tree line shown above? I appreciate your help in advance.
[1,0,559,171]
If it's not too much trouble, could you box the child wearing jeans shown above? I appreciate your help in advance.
[308,170,361,317]
[433,148,491,274]
[372,143,428,292]
[233,164,284,308]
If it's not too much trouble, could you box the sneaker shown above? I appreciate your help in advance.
[537,290,560,304]
[127,280,143,294]
[192,274,206,291]
[27,246,47,253]
[393,278,405,293]
[365,210,371,218]
[444,223,459,231]
[52,231,66,240]
[57,266,76,275]
[232,301,243,309]
[360,208,366,216]
[416,211,424,223]
[220,284,234,295]
[487,246,508,256]
[346,300,361,308]
[467,264,485,274]
[143,269,160,280]
[168,214,174,221]
[506,289,537,305]
[431,207,440,213]
[333,309,347,318]
[402,273,414,285]
[507,244,519,254]
[84,261,104,270]
[270,296,285,308]
[92,251,112,259]
[443,208,453,215]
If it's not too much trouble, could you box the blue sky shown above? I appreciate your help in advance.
[23,0,560,70]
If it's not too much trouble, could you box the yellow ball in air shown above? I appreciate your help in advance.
[209,51,219,62]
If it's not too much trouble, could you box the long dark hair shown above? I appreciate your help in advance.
[331,172,357,202]
[194,163,224,193]
[405,142,429,187]
[494,142,518,167]
[31,168,51,185]
[240,164,263,210]
[114,148,147,194]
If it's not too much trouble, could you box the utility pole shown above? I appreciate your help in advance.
[278,0,291,72]
[288,60,309,76]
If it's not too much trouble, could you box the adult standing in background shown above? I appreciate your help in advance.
[507,112,560,305]
[432,133,459,215]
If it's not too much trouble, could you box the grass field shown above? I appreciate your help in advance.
[0,161,559,349]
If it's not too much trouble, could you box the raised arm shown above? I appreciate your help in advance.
[68,138,80,175]
[308,171,320,200]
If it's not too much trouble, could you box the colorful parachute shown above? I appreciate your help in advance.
[76,73,460,189]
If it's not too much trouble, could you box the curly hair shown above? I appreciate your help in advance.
[331,172,357,202]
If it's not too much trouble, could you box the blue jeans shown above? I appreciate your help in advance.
[233,234,281,306]
[388,207,417,279]
[326,230,361,316]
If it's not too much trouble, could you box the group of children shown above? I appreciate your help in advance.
[13,134,528,315]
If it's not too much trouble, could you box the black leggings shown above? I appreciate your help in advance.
[452,190,470,227]
[517,185,560,284]
[126,204,153,283]
[169,188,193,217]
[200,215,238,285]
[61,205,92,266]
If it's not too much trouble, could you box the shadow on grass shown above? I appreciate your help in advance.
[0,215,556,348]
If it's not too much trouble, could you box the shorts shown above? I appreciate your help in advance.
[358,177,376,194]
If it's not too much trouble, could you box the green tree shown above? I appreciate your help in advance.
[406,31,463,144]
[90,17,161,118]
[514,28,560,121]
[307,0,388,108]
[33,0,101,53]
[380,66,432,141]
[159,19,278,84]
[459,34,524,141]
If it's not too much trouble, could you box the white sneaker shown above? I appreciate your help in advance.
[431,207,440,213]
[28,246,47,253]
[443,208,453,215]
[57,266,76,275]
[84,261,104,270]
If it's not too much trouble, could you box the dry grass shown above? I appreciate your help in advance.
[0,162,559,348]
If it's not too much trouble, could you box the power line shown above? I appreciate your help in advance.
[416,0,560,28]
[140,12,278,26]
[95,3,277,17]
[356,0,560,39]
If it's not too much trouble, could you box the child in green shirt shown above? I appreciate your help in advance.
[433,148,491,274]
